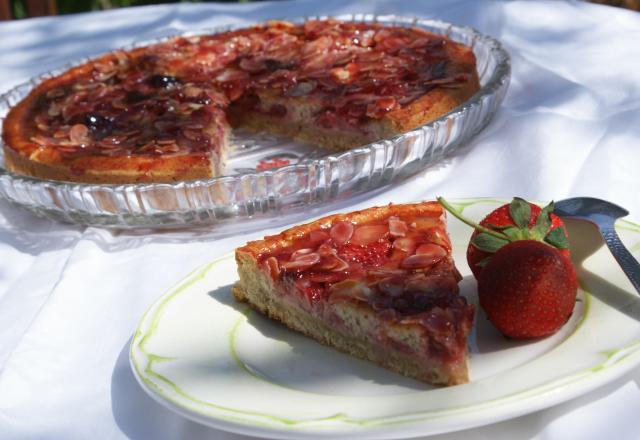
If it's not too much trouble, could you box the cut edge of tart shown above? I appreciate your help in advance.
[2,19,480,183]
[233,201,475,386]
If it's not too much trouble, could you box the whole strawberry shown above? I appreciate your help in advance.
[477,240,578,338]
[438,196,578,339]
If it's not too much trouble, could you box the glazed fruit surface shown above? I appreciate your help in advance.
[257,211,473,337]
[16,19,475,160]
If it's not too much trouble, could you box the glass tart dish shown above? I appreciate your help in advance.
[0,15,510,229]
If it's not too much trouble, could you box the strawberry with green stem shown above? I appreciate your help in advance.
[437,197,577,339]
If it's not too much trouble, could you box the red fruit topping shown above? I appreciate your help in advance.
[256,203,466,323]
[351,225,388,245]
[295,278,325,307]
[339,241,391,267]
[256,157,290,171]
[281,252,320,271]
[330,221,354,245]
[478,240,578,338]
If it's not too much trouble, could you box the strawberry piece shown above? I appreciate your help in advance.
[338,240,391,267]
[295,278,326,307]
[256,157,290,171]
[477,240,578,338]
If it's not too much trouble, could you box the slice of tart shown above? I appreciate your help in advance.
[233,201,475,386]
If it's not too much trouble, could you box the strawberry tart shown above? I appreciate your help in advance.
[2,19,480,183]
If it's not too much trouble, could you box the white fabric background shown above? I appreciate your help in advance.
[0,0,639,438]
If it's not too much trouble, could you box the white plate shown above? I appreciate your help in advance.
[130,198,640,439]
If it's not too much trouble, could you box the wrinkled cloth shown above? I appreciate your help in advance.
[1,0,640,439]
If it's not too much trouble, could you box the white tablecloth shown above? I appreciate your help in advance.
[1,0,639,438]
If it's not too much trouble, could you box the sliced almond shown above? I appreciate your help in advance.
[415,243,446,258]
[291,248,314,260]
[350,225,388,246]
[400,248,445,270]
[330,221,354,245]
[389,218,408,237]
[281,253,320,271]
[317,242,337,257]
[263,256,280,278]
[319,254,349,272]
[69,124,89,144]
[392,237,417,254]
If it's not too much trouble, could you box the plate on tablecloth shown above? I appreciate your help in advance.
[130,198,640,439]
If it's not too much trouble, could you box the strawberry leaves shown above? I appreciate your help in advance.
[545,227,570,249]
[471,232,509,253]
[509,197,531,229]
[533,201,554,239]
[438,196,570,258]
